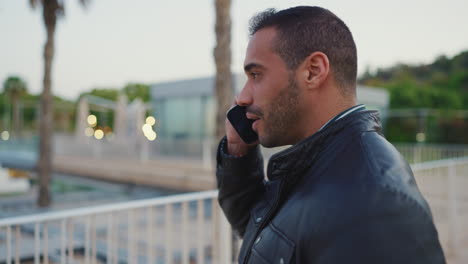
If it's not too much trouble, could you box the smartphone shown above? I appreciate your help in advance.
[227,105,259,144]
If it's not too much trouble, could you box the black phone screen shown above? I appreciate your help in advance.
[227,105,259,144]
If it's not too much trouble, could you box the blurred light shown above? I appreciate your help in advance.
[1,131,9,141]
[416,132,426,143]
[87,114,97,126]
[147,131,157,141]
[142,124,152,135]
[146,116,156,126]
[94,129,104,140]
[84,127,94,137]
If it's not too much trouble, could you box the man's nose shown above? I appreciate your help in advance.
[236,83,253,106]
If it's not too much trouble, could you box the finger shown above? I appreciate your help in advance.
[225,118,243,143]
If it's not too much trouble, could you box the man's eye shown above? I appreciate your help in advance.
[250,72,260,79]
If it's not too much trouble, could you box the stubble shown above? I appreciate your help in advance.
[261,75,301,147]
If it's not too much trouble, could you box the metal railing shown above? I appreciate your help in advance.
[0,190,233,264]
[0,158,467,263]
[53,134,468,164]
[395,143,468,164]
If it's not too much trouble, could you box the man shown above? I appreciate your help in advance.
[216,6,446,264]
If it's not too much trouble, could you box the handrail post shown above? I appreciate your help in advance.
[447,161,460,257]
[6,226,12,264]
[34,223,39,264]
[197,199,205,264]
[165,204,174,264]
[219,210,233,264]
[212,199,233,264]
[211,199,220,263]
[181,201,189,264]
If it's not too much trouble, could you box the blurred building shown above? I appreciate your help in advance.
[150,75,389,141]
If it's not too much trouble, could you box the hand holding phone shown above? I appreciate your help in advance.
[227,105,259,144]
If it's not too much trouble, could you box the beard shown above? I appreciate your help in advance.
[257,75,301,148]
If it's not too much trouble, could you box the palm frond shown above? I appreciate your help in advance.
[29,0,39,9]
[80,0,90,8]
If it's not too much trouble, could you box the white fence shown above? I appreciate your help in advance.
[0,158,467,263]
[0,191,233,264]
[412,158,468,262]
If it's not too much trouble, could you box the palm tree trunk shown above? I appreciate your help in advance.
[214,0,235,261]
[214,0,233,141]
[38,1,57,207]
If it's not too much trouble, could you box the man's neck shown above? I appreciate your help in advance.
[294,96,358,144]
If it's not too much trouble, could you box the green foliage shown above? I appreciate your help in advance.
[123,83,150,102]
[384,117,417,142]
[360,50,468,144]
[360,50,468,110]
[79,88,119,101]
[3,76,27,96]
[77,83,150,103]
[0,76,76,132]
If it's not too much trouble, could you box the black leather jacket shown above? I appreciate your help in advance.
[216,110,445,264]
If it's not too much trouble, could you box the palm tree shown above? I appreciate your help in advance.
[3,76,27,138]
[214,0,233,141]
[214,0,236,261]
[29,0,89,207]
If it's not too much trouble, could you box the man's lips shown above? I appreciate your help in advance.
[246,112,261,131]
[246,112,260,120]
[252,119,260,131]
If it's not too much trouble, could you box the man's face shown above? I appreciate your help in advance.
[239,27,302,147]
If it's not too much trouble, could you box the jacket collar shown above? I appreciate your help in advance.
[266,110,382,182]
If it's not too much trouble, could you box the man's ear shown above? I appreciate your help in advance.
[299,51,330,90]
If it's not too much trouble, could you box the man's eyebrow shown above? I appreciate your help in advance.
[244,63,265,72]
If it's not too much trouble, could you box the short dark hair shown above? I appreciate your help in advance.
[249,6,357,95]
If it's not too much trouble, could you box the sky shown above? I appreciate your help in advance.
[1,0,467,100]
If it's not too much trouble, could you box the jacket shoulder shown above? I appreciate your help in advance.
[359,131,412,184]
[357,131,432,214]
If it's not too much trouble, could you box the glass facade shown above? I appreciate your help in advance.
[153,96,215,140]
